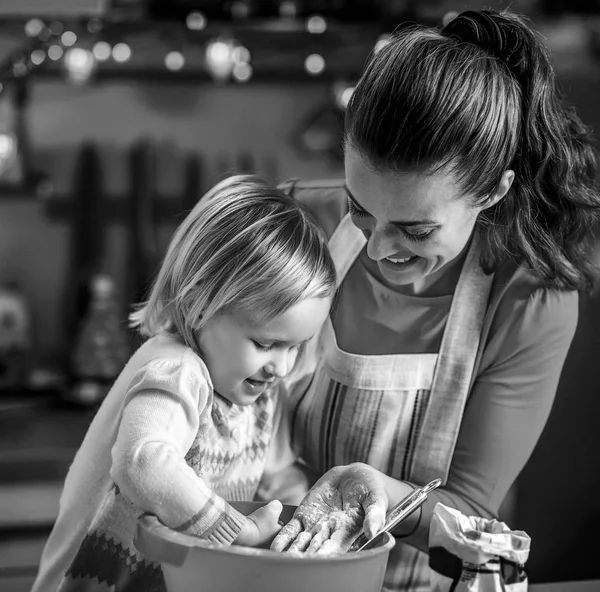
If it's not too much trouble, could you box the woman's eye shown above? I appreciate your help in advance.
[252,340,272,352]
[348,195,434,241]
[402,228,434,242]
[347,198,368,218]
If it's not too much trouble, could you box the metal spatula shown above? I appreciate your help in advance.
[354,478,442,552]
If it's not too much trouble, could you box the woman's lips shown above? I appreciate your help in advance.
[379,255,420,272]
[386,255,414,264]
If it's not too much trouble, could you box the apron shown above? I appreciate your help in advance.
[289,214,493,591]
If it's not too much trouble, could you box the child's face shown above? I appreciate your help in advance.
[196,296,331,406]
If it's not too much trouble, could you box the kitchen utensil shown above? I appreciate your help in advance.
[180,151,204,219]
[64,142,105,345]
[127,140,159,310]
[354,477,442,552]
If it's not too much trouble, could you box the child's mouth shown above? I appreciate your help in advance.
[244,378,268,394]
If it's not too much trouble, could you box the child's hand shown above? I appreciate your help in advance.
[233,500,284,548]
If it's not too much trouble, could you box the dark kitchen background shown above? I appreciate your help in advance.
[0,1,599,591]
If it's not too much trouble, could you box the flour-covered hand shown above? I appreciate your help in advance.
[270,463,388,555]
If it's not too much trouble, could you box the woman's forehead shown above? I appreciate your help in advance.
[345,149,465,215]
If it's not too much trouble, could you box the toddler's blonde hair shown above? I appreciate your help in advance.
[129,175,336,350]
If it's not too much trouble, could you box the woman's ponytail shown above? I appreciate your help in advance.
[444,10,600,291]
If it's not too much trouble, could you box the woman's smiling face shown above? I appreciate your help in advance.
[344,146,506,291]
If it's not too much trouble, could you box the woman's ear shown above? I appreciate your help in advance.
[482,170,515,210]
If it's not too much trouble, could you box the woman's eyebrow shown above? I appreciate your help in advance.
[345,186,438,227]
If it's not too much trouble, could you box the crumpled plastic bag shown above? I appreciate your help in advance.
[428,503,531,592]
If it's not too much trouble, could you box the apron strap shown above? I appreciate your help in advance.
[409,230,494,485]
[328,213,366,288]
[328,212,493,485]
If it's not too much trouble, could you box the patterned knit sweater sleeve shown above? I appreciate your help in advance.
[110,354,247,544]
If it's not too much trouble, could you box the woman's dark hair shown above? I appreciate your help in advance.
[345,9,600,292]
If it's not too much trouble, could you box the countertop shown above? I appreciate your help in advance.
[0,396,95,591]
[0,396,95,527]
[1,398,599,592]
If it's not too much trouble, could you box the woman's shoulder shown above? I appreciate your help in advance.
[279,178,348,239]
[491,261,578,313]
[484,261,579,361]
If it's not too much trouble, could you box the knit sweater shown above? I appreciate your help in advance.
[32,333,276,592]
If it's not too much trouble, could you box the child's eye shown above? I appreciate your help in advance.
[252,340,272,352]
[402,228,435,242]
[347,198,368,218]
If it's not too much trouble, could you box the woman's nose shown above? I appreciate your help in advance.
[366,225,395,261]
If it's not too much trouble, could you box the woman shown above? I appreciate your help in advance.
[260,9,600,591]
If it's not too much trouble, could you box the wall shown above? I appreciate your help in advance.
[0,79,343,365]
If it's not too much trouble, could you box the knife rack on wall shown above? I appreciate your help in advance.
[48,140,280,370]
[41,142,278,223]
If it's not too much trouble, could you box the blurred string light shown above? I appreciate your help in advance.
[232,62,252,83]
[92,41,111,62]
[374,33,392,53]
[443,11,459,26]
[61,31,77,47]
[205,38,235,81]
[48,45,64,61]
[334,82,355,110]
[204,36,252,83]
[64,47,96,84]
[87,18,102,33]
[2,9,384,87]
[49,21,63,36]
[112,43,131,63]
[186,11,207,31]
[306,15,327,34]
[232,46,250,64]
[279,1,298,18]
[231,0,250,19]
[165,51,185,71]
[0,133,17,178]
[232,44,251,83]
[304,53,325,75]
[12,57,29,78]
[24,19,45,38]
[30,50,46,66]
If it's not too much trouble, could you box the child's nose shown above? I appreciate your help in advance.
[265,351,289,378]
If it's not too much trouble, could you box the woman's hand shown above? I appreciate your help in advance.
[270,463,388,555]
[234,500,284,547]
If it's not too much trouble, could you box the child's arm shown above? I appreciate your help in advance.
[110,357,279,545]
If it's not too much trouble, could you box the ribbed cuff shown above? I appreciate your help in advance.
[175,503,246,544]
[204,506,246,544]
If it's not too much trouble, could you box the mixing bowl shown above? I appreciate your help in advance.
[135,501,395,592]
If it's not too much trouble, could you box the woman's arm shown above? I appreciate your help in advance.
[374,286,579,552]
[273,287,579,554]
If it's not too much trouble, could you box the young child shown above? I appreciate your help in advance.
[32,175,337,592]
